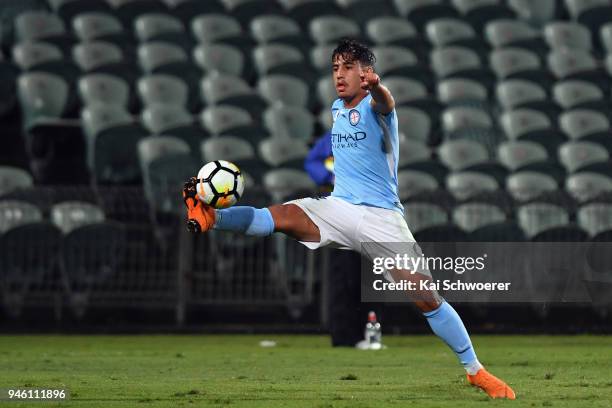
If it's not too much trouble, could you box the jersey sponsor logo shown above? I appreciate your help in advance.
[349,109,360,126]
[331,131,366,149]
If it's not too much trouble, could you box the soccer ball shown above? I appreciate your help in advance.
[195,160,244,209]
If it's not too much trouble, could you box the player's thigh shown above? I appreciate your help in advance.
[268,203,320,242]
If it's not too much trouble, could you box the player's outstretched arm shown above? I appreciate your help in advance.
[361,68,394,115]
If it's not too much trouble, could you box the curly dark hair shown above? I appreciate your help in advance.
[331,38,376,68]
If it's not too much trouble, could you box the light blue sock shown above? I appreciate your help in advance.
[213,206,275,236]
[424,302,482,375]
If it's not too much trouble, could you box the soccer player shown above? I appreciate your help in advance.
[183,38,516,399]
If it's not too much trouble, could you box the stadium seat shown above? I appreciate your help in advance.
[425,18,486,56]
[258,137,309,168]
[335,0,395,25]
[201,136,256,163]
[469,221,526,241]
[137,74,188,108]
[506,171,558,201]
[280,0,342,30]
[253,44,311,82]
[403,202,448,233]
[397,140,431,169]
[78,73,130,108]
[446,171,499,200]
[221,0,283,25]
[393,0,459,31]
[163,0,225,23]
[544,21,592,51]
[547,49,607,88]
[200,105,254,136]
[438,139,489,171]
[397,170,439,201]
[485,19,544,51]
[578,203,612,237]
[140,104,203,152]
[452,202,506,232]
[137,135,197,213]
[318,109,333,131]
[72,41,138,84]
[430,46,494,88]
[17,72,74,130]
[201,73,267,118]
[441,107,500,153]
[395,107,431,144]
[81,103,147,183]
[308,15,360,45]
[191,14,247,48]
[316,75,337,108]
[366,17,417,45]
[517,202,569,238]
[250,14,302,45]
[436,78,487,107]
[0,200,61,316]
[310,44,336,73]
[71,12,128,43]
[257,74,309,108]
[600,23,612,54]
[496,79,560,122]
[12,42,63,71]
[489,48,554,87]
[107,0,168,27]
[137,41,189,73]
[51,201,105,234]
[507,0,556,27]
[497,141,549,171]
[0,167,33,197]
[558,141,609,173]
[566,0,612,48]
[499,108,566,156]
[553,80,607,112]
[263,168,315,201]
[193,44,245,77]
[374,46,432,87]
[451,0,516,33]
[15,11,74,52]
[559,110,612,152]
[263,104,315,142]
[566,172,612,202]
[385,78,441,118]
[133,13,190,47]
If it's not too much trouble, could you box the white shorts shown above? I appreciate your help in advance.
[285,196,431,277]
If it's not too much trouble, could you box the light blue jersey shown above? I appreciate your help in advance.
[330,93,403,214]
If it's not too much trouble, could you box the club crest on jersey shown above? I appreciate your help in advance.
[349,109,360,126]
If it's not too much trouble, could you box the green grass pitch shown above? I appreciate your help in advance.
[1,335,611,407]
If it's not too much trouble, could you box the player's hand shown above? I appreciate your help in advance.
[360,68,380,90]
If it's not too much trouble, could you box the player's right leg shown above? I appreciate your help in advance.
[183,177,320,242]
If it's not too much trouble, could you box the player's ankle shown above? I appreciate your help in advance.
[465,360,483,376]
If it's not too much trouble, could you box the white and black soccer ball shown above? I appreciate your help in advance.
[196,160,244,209]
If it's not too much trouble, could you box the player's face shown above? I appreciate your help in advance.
[332,54,365,99]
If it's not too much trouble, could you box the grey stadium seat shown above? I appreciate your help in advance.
[200,73,265,117]
[250,15,301,44]
[566,172,612,202]
[506,171,558,202]
[137,42,188,73]
[544,21,592,51]
[507,0,556,27]
[190,14,243,44]
[517,203,569,238]
[495,79,548,111]
[72,12,125,42]
[451,0,516,32]
[0,167,33,197]
[78,73,130,108]
[425,18,476,47]
[497,141,549,171]
[385,77,428,106]
[431,46,481,78]
[12,42,63,71]
[258,137,309,168]
[200,105,254,136]
[134,13,185,42]
[453,203,506,232]
[201,136,255,163]
[446,171,499,200]
[51,201,105,234]
[393,0,459,31]
[397,170,439,201]
[499,109,553,140]
[49,0,112,22]
[310,44,336,73]
[137,135,197,213]
[137,74,188,108]
[485,19,541,49]
[263,105,314,141]
[193,44,244,77]
[15,11,68,43]
[72,41,124,72]
[558,141,609,173]
[547,49,598,79]
[403,202,448,233]
[578,203,612,237]
[489,48,542,80]
[559,110,610,141]
[372,46,419,76]
[263,168,315,202]
[317,75,337,107]
[81,104,147,183]
[253,44,304,76]
[398,140,431,168]
[600,22,612,54]
[140,104,202,151]
[309,15,360,44]
[553,81,605,110]
[436,78,487,105]
[17,72,71,130]
[257,74,309,107]
[438,139,490,171]
[396,107,431,143]
[442,106,492,134]
[366,17,417,45]
[0,200,42,234]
